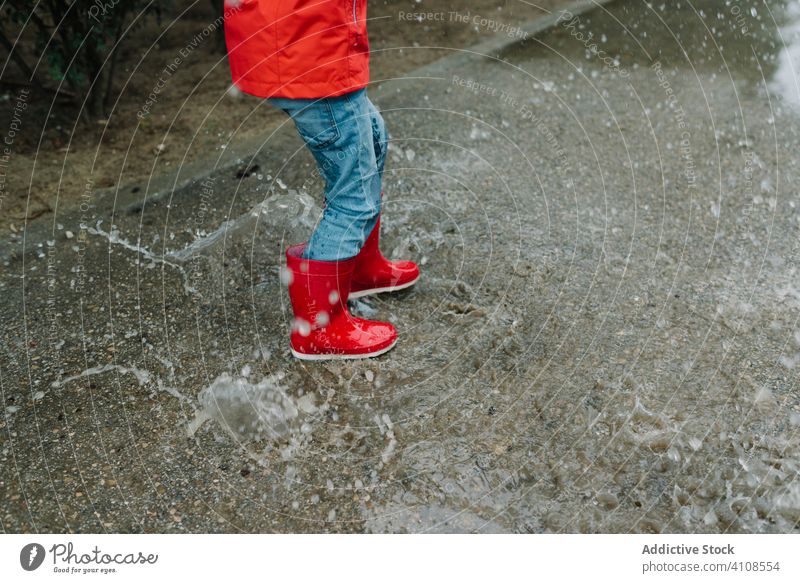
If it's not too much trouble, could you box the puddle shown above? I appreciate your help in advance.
[502,0,800,107]
[7,0,800,534]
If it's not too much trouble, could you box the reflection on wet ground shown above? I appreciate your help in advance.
[771,1,800,106]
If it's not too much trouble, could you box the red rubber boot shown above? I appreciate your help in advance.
[285,244,398,360]
[349,216,420,299]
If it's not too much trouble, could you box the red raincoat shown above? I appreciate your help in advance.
[223,0,370,99]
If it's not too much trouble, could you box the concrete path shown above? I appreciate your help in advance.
[3,0,800,533]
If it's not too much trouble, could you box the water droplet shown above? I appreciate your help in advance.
[279,266,293,286]
[293,318,311,337]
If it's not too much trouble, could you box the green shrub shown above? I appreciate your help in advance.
[1,0,171,118]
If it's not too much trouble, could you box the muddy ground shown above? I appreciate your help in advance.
[2,0,800,533]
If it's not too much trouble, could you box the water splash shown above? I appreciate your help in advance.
[189,372,300,443]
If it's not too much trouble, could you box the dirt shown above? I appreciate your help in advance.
[0,0,572,233]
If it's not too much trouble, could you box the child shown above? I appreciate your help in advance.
[224,0,419,360]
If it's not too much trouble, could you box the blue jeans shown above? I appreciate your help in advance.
[268,88,388,261]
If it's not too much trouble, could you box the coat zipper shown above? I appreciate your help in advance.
[352,0,357,25]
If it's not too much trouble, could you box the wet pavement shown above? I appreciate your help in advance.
[3,0,800,533]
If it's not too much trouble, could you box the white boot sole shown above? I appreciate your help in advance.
[348,275,420,300]
[291,338,398,361]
